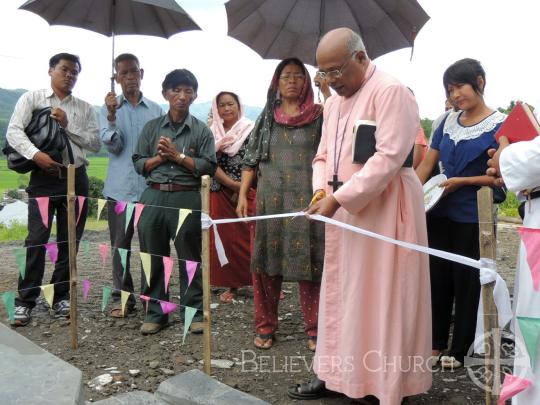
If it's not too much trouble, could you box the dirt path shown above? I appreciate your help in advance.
[0,223,520,404]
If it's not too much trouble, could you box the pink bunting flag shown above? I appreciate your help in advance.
[82,279,91,300]
[76,196,86,225]
[134,203,144,229]
[498,374,532,404]
[35,197,49,228]
[99,243,109,266]
[163,256,173,293]
[518,227,540,290]
[159,300,177,315]
[44,242,58,264]
[115,200,127,215]
[186,261,198,287]
[140,294,150,313]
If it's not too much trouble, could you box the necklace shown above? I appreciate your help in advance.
[329,66,377,192]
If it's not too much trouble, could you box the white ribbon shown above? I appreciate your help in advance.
[201,211,512,330]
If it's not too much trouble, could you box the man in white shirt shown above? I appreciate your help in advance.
[6,52,100,326]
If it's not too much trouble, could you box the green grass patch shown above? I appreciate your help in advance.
[498,190,519,218]
[0,156,108,198]
[0,219,108,242]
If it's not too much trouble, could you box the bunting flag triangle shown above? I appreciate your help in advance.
[96,198,107,221]
[120,290,130,316]
[134,203,144,229]
[163,256,173,293]
[115,200,127,215]
[76,196,86,225]
[125,203,135,232]
[101,286,112,312]
[82,279,91,300]
[139,252,152,287]
[498,374,532,404]
[186,261,198,288]
[14,247,26,280]
[1,291,15,323]
[183,306,198,344]
[140,294,150,314]
[41,284,55,308]
[175,209,192,239]
[518,227,540,290]
[117,248,129,279]
[44,242,58,264]
[81,240,90,259]
[159,300,177,315]
[517,316,540,368]
[99,244,109,267]
[35,196,49,229]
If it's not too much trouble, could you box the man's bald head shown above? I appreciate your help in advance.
[316,28,370,98]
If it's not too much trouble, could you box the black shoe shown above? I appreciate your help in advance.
[288,377,330,400]
[12,305,32,326]
[52,300,70,318]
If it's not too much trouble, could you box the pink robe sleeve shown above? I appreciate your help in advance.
[333,84,419,214]
[312,97,334,192]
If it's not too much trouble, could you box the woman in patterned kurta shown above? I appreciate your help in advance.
[237,58,324,351]
[209,92,255,303]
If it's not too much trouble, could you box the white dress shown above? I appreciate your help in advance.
[500,137,540,403]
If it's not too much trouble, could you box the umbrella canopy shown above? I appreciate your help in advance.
[19,0,201,89]
[226,0,430,65]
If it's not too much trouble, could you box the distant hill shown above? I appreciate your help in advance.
[0,88,262,151]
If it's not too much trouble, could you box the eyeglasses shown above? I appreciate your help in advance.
[316,52,356,80]
[279,73,305,81]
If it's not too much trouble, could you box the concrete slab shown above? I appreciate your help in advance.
[156,369,269,405]
[0,323,84,404]
[90,391,168,404]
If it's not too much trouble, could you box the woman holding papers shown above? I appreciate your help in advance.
[416,58,505,369]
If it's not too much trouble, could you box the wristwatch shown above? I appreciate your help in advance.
[177,152,186,164]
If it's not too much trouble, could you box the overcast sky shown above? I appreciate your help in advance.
[0,0,538,119]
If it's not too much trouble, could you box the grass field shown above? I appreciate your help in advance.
[0,156,108,197]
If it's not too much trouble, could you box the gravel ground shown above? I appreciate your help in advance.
[0,222,521,404]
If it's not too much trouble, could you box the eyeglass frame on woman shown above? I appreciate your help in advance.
[316,51,357,81]
[279,72,305,81]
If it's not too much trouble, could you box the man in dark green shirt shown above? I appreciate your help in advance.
[133,69,217,335]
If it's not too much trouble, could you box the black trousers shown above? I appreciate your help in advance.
[16,168,88,308]
[427,215,480,361]
[137,188,202,324]
[107,198,136,308]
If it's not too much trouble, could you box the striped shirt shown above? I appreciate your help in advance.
[6,88,100,167]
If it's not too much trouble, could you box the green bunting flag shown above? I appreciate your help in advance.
[2,291,15,323]
[81,240,90,259]
[117,248,128,279]
[14,248,26,280]
[125,203,135,232]
[183,306,198,344]
[101,286,112,312]
[517,316,540,369]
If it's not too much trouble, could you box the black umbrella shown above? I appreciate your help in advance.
[19,0,201,90]
[226,0,430,65]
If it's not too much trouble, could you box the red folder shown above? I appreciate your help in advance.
[495,102,540,143]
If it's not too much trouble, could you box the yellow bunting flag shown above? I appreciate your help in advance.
[41,284,55,308]
[120,290,130,316]
[139,252,152,287]
[175,209,192,239]
[96,198,107,221]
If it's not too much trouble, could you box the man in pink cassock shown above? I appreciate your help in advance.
[288,28,432,404]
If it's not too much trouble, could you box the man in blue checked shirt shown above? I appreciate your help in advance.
[99,53,163,318]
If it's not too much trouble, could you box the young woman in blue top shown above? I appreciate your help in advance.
[416,58,505,369]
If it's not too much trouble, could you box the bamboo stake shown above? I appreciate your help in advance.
[67,165,78,349]
[201,175,212,375]
[477,186,500,404]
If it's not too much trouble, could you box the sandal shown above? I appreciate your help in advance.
[440,355,463,369]
[307,336,317,352]
[219,289,236,304]
[287,377,330,400]
[254,333,274,350]
[110,305,134,318]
